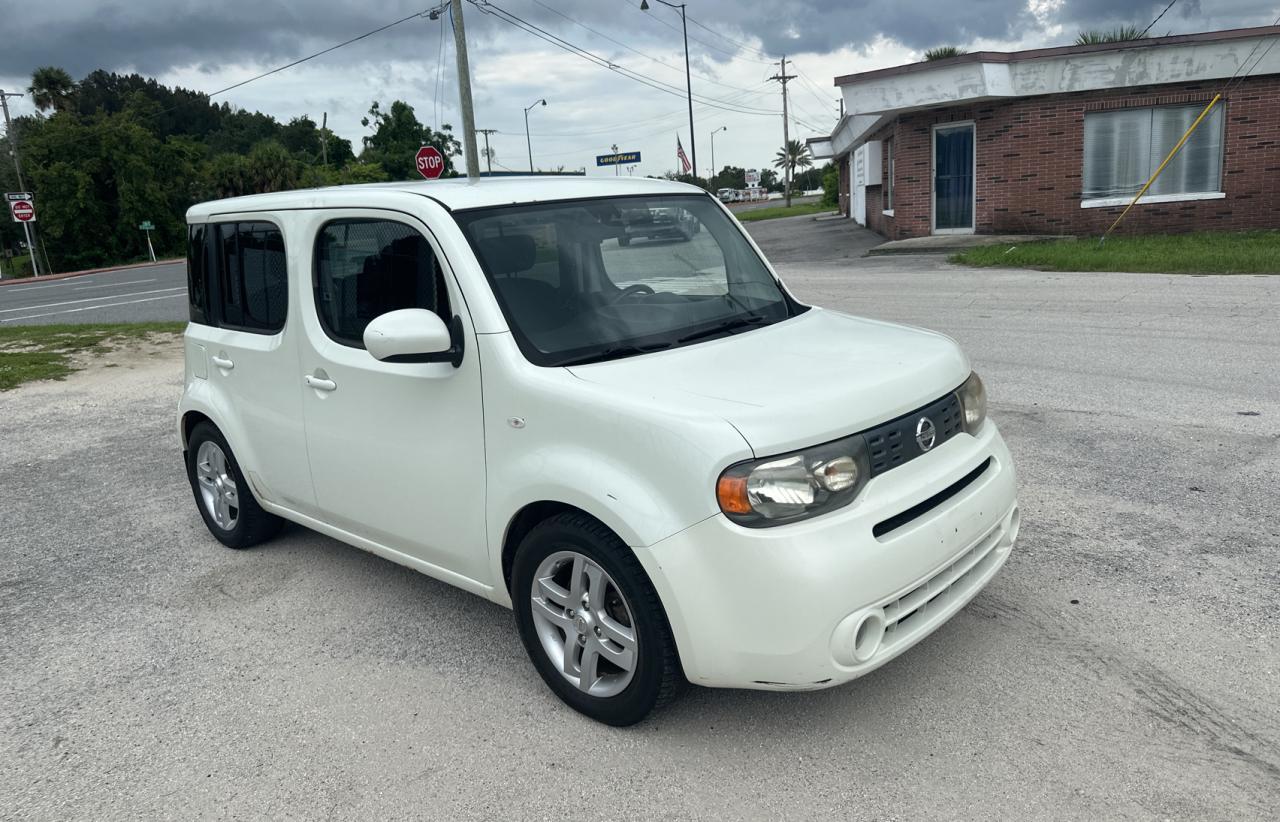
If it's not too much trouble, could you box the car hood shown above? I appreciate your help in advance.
[565,308,971,455]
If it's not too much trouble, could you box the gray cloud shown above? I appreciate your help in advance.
[4,0,1276,83]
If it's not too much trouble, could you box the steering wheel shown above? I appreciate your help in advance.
[608,283,655,304]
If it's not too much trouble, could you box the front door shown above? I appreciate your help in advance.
[296,211,489,585]
[933,123,975,234]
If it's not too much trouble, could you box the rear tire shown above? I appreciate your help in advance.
[512,512,683,726]
[618,236,631,247]
[185,421,283,550]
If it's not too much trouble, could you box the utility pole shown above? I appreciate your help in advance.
[449,0,480,179]
[476,128,496,174]
[320,112,329,166]
[611,143,619,177]
[0,89,40,277]
[769,57,797,207]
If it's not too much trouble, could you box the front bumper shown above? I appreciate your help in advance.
[635,421,1019,690]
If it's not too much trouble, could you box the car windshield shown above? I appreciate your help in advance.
[455,194,802,366]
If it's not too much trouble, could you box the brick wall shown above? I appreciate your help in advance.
[869,74,1280,239]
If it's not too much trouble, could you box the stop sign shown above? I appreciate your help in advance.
[11,201,35,222]
[415,146,445,180]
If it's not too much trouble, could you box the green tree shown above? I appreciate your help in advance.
[773,139,813,206]
[710,166,746,191]
[28,66,77,114]
[820,163,839,208]
[359,100,461,179]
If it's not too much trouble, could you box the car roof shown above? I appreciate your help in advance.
[187,175,708,220]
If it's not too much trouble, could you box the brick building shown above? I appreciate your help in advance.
[808,26,1280,239]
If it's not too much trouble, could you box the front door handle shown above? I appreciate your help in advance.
[304,374,337,392]
[211,354,234,370]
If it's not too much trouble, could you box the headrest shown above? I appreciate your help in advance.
[477,234,536,275]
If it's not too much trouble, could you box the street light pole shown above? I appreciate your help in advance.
[641,0,695,181]
[710,126,726,183]
[524,98,546,173]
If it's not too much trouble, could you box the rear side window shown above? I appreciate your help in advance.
[186,224,209,325]
[215,222,287,333]
[313,219,451,348]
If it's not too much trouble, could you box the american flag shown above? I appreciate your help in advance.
[676,136,691,174]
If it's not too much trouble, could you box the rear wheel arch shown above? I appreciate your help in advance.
[181,410,215,450]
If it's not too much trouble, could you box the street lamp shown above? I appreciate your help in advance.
[640,0,695,179]
[524,98,546,173]
[710,125,727,182]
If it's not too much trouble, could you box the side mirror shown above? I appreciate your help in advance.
[363,309,464,367]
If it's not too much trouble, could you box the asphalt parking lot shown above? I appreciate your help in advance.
[2,218,1279,819]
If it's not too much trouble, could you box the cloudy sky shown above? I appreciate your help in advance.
[1,0,1275,178]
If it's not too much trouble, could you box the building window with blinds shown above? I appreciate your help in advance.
[1081,104,1224,206]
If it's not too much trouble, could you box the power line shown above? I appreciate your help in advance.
[471,0,781,116]
[612,0,776,66]
[525,0,770,97]
[1137,0,1179,40]
[205,6,442,100]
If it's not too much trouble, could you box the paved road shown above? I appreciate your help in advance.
[3,224,1280,819]
[0,262,187,325]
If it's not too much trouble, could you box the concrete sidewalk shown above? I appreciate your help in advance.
[868,233,1071,254]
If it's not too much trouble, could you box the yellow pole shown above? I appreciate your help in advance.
[1102,93,1222,241]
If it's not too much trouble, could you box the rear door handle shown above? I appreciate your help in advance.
[304,375,337,392]
[211,355,234,370]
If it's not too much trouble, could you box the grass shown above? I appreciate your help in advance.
[0,254,34,279]
[735,202,834,222]
[0,322,185,391]
[950,230,1280,274]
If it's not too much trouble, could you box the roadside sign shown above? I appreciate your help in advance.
[10,200,35,223]
[415,146,445,179]
[6,192,33,202]
[596,151,641,167]
[745,169,760,186]
[139,220,155,230]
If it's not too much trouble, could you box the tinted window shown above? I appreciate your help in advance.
[313,219,452,348]
[215,222,287,333]
[186,224,209,325]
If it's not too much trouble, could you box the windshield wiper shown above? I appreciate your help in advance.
[675,314,771,345]
[550,341,673,367]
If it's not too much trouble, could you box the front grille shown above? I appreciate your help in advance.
[864,392,964,478]
[878,516,1009,653]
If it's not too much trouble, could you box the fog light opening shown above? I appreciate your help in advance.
[852,609,886,663]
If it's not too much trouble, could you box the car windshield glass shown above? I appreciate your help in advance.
[455,194,802,366]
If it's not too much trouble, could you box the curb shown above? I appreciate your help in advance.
[0,258,184,287]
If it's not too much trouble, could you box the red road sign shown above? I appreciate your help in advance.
[10,200,35,223]
[415,146,445,180]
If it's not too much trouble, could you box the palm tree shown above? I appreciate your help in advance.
[773,139,813,207]
[1075,26,1143,45]
[924,46,965,61]
[28,67,76,114]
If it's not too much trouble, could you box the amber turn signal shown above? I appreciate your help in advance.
[716,474,752,515]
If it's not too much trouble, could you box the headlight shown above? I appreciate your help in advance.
[716,434,870,527]
[957,371,987,434]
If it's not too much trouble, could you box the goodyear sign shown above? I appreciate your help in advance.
[596,151,641,167]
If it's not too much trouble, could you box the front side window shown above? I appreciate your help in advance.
[215,222,287,333]
[455,194,802,366]
[1083,104,1224,200]
[313,219,452,348]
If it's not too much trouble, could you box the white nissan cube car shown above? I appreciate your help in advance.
[179,177,1019,726]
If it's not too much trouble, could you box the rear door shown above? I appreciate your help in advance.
[294,211,489,585]
[193,217,316,513]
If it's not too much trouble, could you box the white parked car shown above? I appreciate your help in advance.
[179,177,1019,726]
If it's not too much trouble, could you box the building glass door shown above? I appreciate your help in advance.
[933,124,974,233]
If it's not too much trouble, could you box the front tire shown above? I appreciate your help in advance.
[185,421,282,550]
[512,513,683,726]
